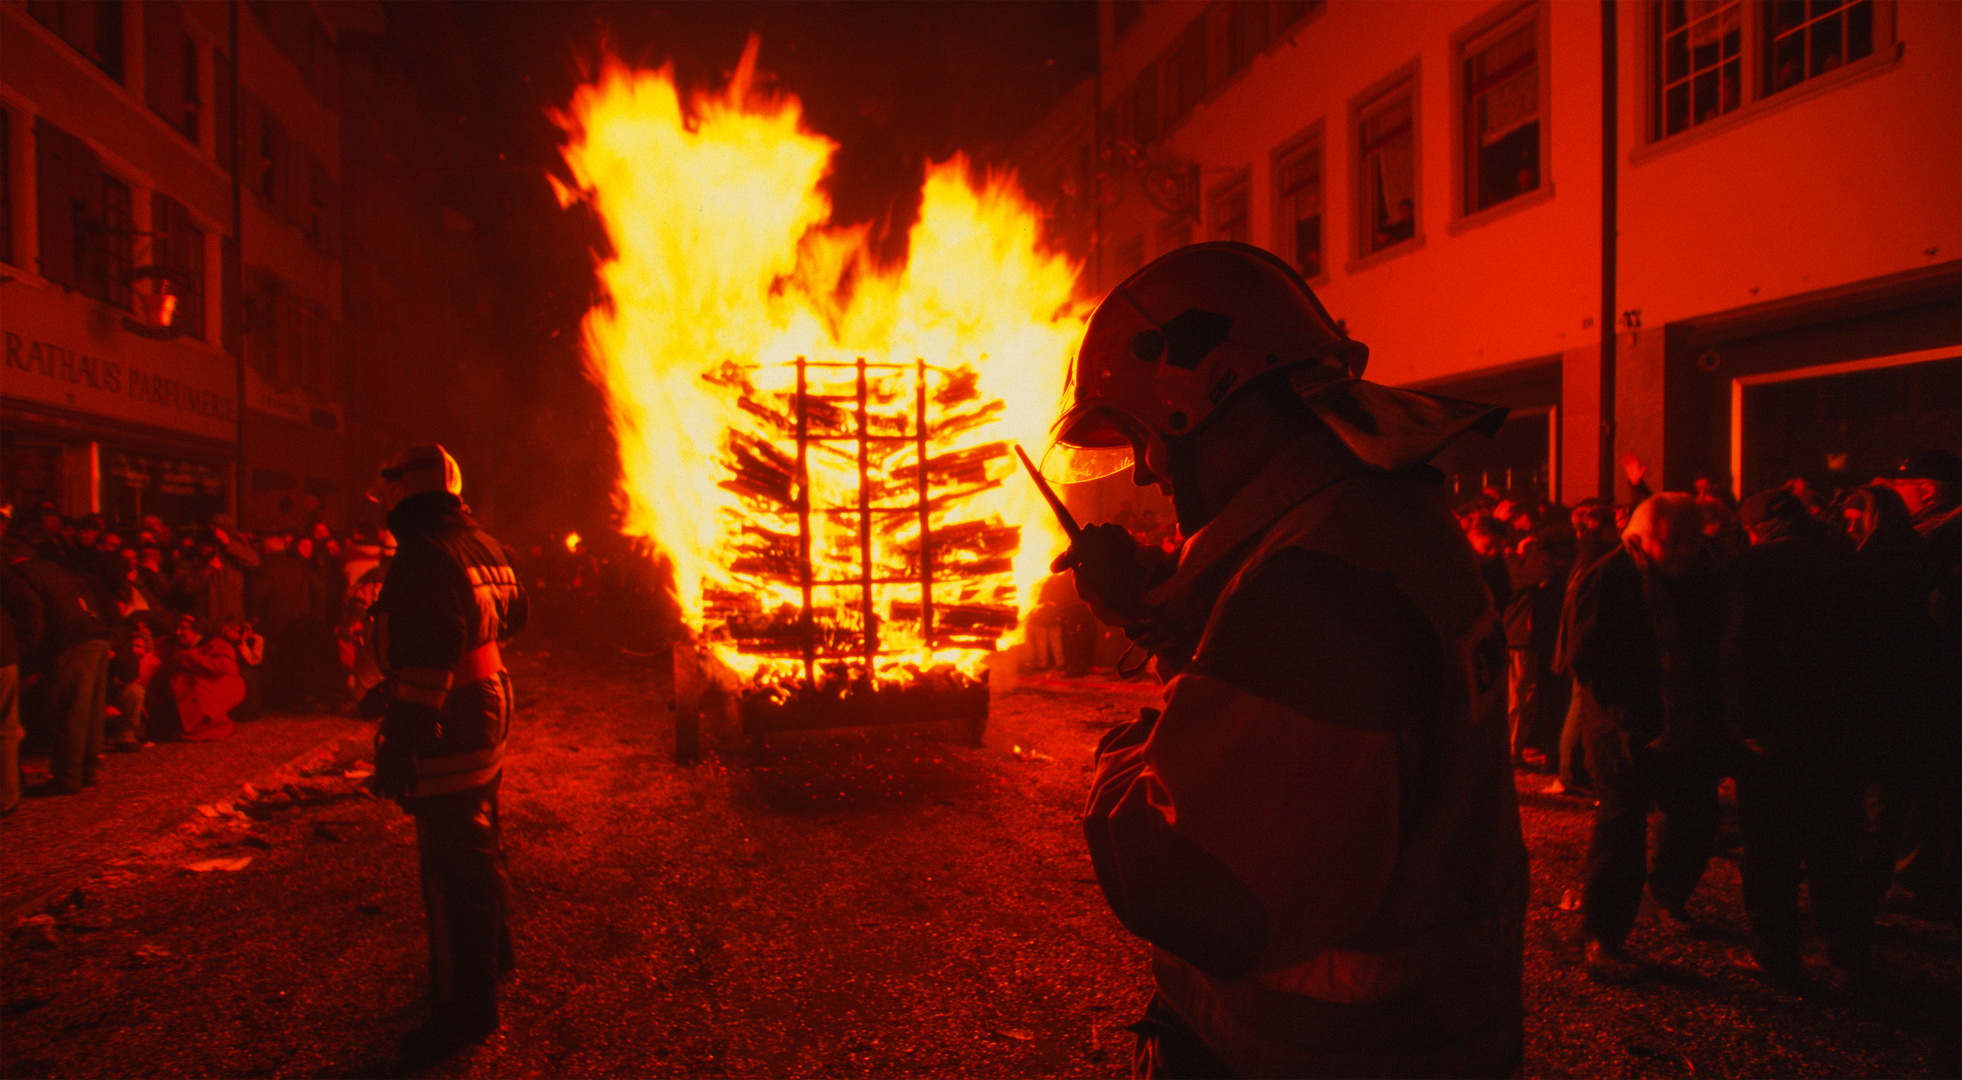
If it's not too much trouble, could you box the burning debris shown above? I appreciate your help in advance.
[555,42,1091,745]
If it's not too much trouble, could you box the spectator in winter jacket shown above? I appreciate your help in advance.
[1504,523,1574,768]
[3,536,112,795]
[171,521,260,627]
[250,534,326,710]
[1559,492,1727,976]
[106,622,161,751]
[1,559,45,814]
[1725,489,1871,985]
[1858,469,1961,917]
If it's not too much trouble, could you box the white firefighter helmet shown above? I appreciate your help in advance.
[367,443,462,512]
[1046,241,1504,484]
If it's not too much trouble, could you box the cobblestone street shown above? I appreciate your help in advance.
[2,646,1956,1078]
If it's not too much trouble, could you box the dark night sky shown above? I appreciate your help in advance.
[374,1,1099,539]
[414,0,1097,240]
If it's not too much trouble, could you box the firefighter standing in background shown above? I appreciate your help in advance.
[1048,243,1526,1078]
[364,443,527,1061]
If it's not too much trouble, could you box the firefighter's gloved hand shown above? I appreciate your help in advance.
[370,699,442,799]
[1054,523,1152,626]
[357,680,391,719]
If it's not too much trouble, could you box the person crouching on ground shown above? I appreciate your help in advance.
[164,614,243,742]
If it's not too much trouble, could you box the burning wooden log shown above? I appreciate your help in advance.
[869,441,1011,503]
[887,600,1018,631]
[717,430,798,508]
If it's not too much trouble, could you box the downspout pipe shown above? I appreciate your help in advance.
[1598,0,1619,501]
[230,0,246,520]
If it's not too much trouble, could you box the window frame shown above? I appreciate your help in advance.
[1640,0,1899,152]
[95,172,134,311]
[1270,124,1327,282]
[1761,0,1885,98]
[1451,1,1553,227]
[1164,15,1210,129]
[1348,60,1423,269]
[1157,213,1194,257]
[0,109,12,268]
[1226,1,1271,76]
[1206,168,1253,245]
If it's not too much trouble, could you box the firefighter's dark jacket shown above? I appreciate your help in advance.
[1084,435,1527,1079]
[373,491,527,800]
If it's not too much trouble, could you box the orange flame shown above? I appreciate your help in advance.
[557,41,1088,680]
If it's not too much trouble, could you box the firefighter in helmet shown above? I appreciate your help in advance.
[1050,243,1527,1078]
[365,443,527,1061]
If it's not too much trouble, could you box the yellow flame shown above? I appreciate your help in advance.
[558,42,1088,680]
[564,532,581,553]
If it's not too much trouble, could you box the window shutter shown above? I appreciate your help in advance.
[214,51,237,172]
[221,236,242,355]
[145,1,187,128]
[273,125,295,224]
[34,118,99,289]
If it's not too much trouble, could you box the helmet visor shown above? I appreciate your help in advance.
[1041,406,1150,484]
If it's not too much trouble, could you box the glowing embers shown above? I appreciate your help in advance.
[702,356,1020,683]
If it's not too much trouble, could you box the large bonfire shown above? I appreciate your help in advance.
[554,41,1090,688]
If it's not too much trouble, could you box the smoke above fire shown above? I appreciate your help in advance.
[554,39,1090,678]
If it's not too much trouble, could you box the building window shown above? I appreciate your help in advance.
[1207,175,1251,244]
[1358,84,1417,255]
[214,53,237,173]
[1463,11,1541,213]
[1275,137,1323,278]
[94,175,133,310]
[1158,214,1194,255]
[1276,0,1324,33]
[145,2,199,141]
[242,270,279,377]
[1113,236,1147,282]
[1654,0,1742,138]
[0,111,12,267]
[1113,0,1144,41]
[1110,66,1161,152]
[152,193,205,341]
[256,108,282,209]
[1165,17,1209,127]
[1227,1,1270,75]
[1766,0,1874,95]
[28,1,124,83]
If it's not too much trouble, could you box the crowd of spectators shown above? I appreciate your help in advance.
[1458,448,1960,987]
[0,505,395,811]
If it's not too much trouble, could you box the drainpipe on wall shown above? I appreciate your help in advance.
[1092,62,1103,293]
[230,0,246,521]
[1598,0,1619,501]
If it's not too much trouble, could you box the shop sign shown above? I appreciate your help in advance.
[2,289,237,442]
[246,367,343,432]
